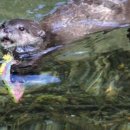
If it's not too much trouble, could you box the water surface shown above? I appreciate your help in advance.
[0,0,130,129]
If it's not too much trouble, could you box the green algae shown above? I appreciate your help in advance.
[35,94,68,104]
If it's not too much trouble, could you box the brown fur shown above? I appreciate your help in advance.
[41,0,130,44]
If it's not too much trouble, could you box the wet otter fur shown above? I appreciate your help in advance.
[0,0,130,73]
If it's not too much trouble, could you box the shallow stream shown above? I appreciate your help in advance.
[0,0,130,130]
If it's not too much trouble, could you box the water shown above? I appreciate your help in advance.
[1,120,130,130]
[0,0,130,129]
[0,0,65,21]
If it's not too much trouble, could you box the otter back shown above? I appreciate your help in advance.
[41,0,130,44]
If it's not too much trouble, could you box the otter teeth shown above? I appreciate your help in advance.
[1,36,14,44]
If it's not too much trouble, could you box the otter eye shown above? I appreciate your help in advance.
[19,27,25,31]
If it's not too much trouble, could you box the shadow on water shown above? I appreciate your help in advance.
[1,0,130,129]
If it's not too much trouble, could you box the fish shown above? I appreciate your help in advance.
[0,54,25,103]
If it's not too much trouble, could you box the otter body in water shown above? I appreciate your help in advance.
[0,0,130,60]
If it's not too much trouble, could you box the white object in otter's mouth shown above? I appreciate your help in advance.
[15,45,63,60]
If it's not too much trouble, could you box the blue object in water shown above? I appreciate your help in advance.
[11,73,61,86]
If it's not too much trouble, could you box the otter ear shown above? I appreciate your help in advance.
[37,30,45,38]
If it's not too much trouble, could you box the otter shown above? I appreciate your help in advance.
[0,0,130,67]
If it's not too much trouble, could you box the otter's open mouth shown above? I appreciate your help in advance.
[1,36,14,44]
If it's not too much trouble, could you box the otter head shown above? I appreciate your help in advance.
[0,19,46,51]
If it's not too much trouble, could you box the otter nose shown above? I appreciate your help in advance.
[3,28,12,33]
